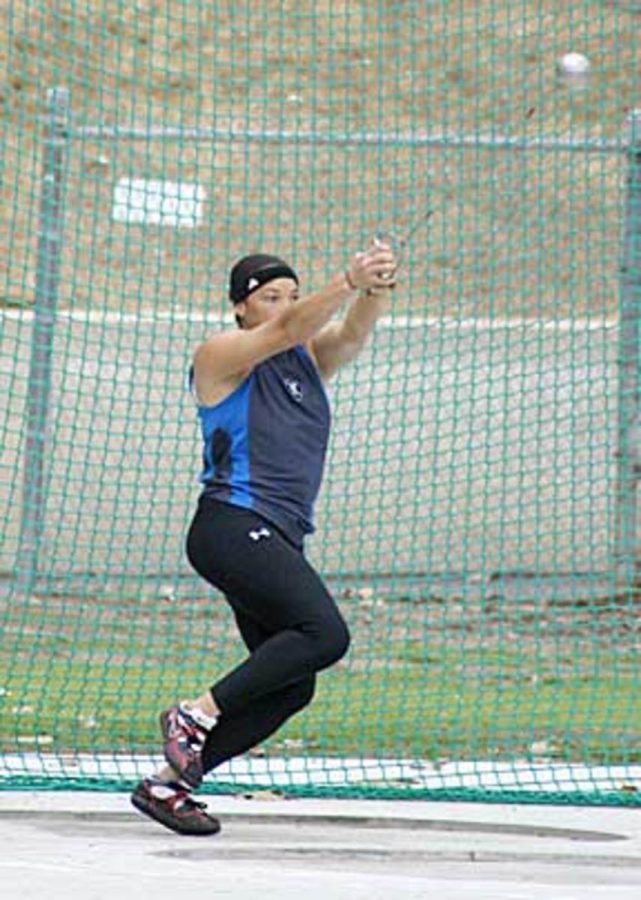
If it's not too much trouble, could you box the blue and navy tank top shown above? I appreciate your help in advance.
[190,344,331,546]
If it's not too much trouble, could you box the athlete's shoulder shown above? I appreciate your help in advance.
[194,321,292,384]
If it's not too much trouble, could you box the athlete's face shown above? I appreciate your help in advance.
[236,277,299,329]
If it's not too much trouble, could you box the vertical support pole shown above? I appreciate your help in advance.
[615,109,641,587]
[16,88,70,596]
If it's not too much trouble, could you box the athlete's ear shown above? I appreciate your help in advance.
[234,301,246,329]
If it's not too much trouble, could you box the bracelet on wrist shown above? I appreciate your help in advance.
[344,270,359,291]
[367,283,396,295]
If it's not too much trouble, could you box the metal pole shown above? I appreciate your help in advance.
[615,109,641,586]
[16,88,70,596]
[72,123,624,154]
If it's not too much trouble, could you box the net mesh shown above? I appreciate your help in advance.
[1,1,640,805]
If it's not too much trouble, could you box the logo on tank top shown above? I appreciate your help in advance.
[283,377,303,403]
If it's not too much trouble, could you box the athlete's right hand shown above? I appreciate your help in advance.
[346,244,397,291]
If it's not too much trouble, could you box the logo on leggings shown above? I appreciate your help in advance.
[249,526,271,542]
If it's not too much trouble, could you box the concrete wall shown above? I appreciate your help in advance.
[0,311,620,579]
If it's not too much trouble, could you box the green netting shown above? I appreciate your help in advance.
[1,1,640,806]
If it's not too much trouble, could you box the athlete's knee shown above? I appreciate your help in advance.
[314,615,351,669]
[287,675,316,714]
[333,618,351,663]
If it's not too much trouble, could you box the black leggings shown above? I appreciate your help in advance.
[185,497,351,774]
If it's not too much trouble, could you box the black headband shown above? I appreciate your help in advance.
[229,254,299,304]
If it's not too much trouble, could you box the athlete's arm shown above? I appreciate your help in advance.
[193,247,395,386]
[310,285,394,381]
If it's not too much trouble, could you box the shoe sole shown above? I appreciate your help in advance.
[130,789,221,836]
[159,709,203,789]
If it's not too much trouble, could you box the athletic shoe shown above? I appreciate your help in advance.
[159,703,212,788]
[130,777,221,836]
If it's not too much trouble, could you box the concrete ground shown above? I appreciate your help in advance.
[1,792,641,899]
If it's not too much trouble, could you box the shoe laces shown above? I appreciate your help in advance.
[176,709,207,749]
[171,788,208,813]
